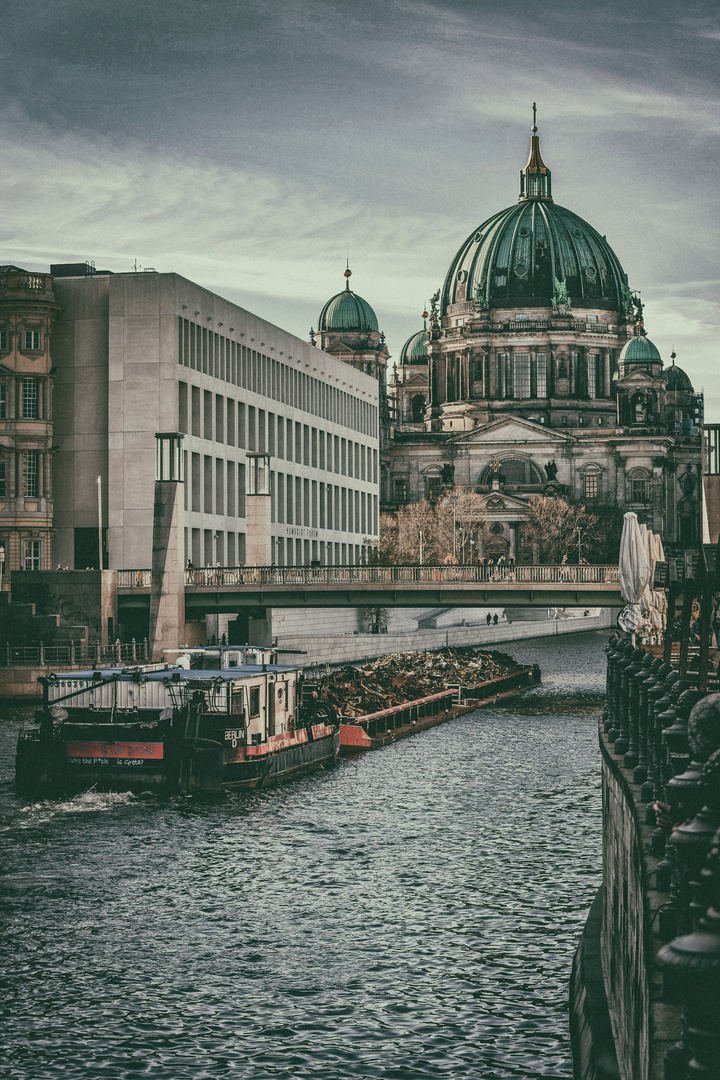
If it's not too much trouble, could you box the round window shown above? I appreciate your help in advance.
[585,266,596,279]
[457,270,468,283]
[490,523,505,536]
[515,263,527,278]
[474,232,484,243]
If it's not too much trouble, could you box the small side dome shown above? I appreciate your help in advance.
[317,267,378,333]
[665,354,693,391]
[618,334,662,363]
[400,328,429,365]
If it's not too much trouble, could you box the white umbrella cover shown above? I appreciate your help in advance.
[618,512,651,633]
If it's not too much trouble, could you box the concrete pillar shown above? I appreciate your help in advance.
[148,433,185,663]
[246,495,272,564]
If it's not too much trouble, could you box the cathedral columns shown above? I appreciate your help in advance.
[603,350,612,398]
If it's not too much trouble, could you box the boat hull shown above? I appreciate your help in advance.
[339,666,540,753]
[16,730,341,796]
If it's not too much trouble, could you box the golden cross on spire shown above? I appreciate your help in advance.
[532,102,537,133]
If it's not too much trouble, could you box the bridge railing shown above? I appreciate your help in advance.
[118,564,620,588]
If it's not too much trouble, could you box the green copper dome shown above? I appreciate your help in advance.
[665,360,692,391]
[441,130,629,313]
[400,328,429,365]
[318,269,378,334]
[619,334,662,363]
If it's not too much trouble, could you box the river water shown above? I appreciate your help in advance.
[0,630,606,1080]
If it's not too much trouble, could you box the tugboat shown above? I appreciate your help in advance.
[15,647,339,795]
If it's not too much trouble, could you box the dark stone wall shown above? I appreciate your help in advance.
[597,724,682,1080]
[9,570,118,643]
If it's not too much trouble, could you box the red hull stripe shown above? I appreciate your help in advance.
[246,728,310,757]
[66,741,164,760]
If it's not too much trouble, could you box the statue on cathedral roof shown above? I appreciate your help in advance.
[552,277,572,312]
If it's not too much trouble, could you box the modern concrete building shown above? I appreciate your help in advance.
[50,268,380,570]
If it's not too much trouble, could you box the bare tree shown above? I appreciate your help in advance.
[357,607,389,634]
[524,495,603,563]
[432,490,490,562]
[378,490,489,564]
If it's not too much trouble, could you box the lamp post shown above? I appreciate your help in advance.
[97,476,103,571]
[577,526,582,566]
[419,529,424,566]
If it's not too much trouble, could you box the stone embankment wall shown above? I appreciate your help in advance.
[571,640,720,1080]
[0,666,53,700]
[275,610,613,667]
[596,725,680,1080]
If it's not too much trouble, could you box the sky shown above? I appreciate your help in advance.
[2,0,718,417]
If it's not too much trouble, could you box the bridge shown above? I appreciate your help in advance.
[118,564,623,617]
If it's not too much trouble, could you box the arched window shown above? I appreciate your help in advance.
[627,467,650,504]
[631,393,649,424]
[580,464,603,501]
[480,457,544,486]
[424,468,444,502]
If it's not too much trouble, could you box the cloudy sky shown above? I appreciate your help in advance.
[3,0,718,416]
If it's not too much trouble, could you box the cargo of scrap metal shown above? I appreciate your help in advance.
[314,647,541,752]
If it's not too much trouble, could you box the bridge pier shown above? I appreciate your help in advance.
[148,433,185,662]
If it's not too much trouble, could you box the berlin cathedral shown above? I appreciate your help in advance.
[311,116,703,559]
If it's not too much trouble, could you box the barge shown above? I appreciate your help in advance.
[15,647,340,796]
[338,664,541,752]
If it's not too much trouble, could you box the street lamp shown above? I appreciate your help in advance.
[577,526,582,565]
[446,492,459,558]
[419,529,424,566]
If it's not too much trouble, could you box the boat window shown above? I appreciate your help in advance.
[250,687,260,717]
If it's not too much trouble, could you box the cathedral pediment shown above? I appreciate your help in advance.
[398,373,428,388]
[448,416,576,446]
[615,370,663,387]
[481,491,533,513]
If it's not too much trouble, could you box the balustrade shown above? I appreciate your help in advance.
[0,639,148,666]
[118,563,620,589]
[604,637,720,1079]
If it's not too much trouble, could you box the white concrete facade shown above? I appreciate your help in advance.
[51,271,380,570]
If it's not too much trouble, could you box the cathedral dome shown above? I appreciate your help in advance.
[441,127,629,313]
[619,334,661,363]
[665,357,692,391]
[399,328,429,365]
[318,268,378,333]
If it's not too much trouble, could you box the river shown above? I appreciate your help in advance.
[0,630,606,1080]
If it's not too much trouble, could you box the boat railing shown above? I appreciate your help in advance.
[118,564,620,588]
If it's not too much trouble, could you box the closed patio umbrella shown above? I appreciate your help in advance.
[618,512,651,634]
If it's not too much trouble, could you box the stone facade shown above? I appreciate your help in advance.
[383,128,703,553]
[0,266,62,572]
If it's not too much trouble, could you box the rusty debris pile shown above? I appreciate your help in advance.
[318,647,524,717]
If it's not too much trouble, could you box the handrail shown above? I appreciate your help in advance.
[118,564,620,588]
[0,639,149,667]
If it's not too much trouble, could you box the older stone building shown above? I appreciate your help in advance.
[0,266,61,571]
[384,119,703,556]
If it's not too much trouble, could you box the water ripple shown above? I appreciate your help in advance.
[0,631,606,1079]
